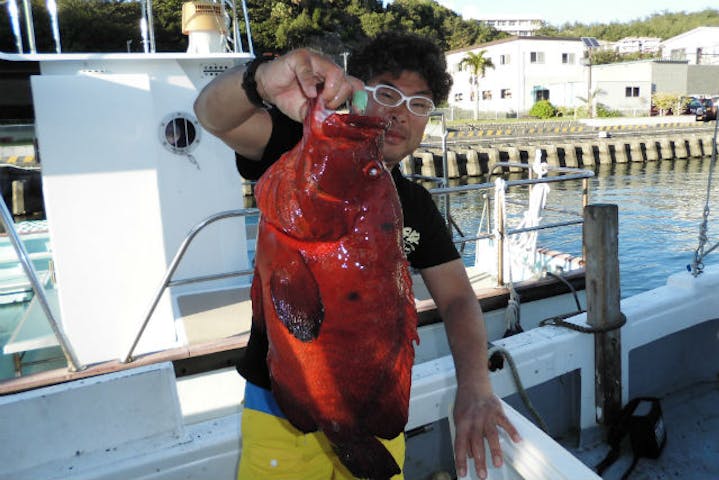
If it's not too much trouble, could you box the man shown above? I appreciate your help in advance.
[194,31,519,480]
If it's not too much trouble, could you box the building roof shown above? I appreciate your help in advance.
[446,36,583,55]
[473,13,542,21]
[661,26,719,44]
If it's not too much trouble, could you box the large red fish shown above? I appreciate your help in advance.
[251,97,419,479]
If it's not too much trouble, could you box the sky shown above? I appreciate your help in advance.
[435,0,718,26]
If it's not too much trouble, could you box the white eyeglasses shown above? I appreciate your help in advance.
[364,84,436,117]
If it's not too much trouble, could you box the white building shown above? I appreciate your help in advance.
[446,36,587,116]
[660,26,719,65]
[474,15,543,37]
[614,37,661,55]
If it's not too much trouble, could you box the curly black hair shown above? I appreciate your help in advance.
[347,31,452,105]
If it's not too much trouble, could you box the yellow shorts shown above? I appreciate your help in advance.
[238,408,405,480]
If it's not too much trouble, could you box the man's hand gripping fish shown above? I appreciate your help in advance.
[251,96,420,479]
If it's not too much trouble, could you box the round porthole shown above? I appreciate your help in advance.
[159,112,201,154]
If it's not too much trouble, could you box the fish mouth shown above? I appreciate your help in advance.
[321,112,388,139]
[344,114,388,130]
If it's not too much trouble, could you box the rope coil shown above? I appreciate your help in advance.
[540,311,627,334]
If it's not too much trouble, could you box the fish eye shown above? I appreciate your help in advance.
[363,163,381,178]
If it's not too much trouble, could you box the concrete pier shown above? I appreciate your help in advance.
[658,138,672,160]
[673,137,689,159]
[688,135,702,158]
[597,141,612,165]
[613,141,629,163]
[416,151,436,177]
[628,140,643,162]
[561,144,579,167]
[446,150,460,178]
[579,143,595,166]
[464,148,482,176]
[644,138,660,161]
[399,130,717,179]
[542,144,560,166]
[482,147,500,174]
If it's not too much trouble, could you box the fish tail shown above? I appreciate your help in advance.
[330,435,401,480]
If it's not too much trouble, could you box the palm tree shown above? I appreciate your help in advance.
[576,87,605,118]
[459,50,495,120]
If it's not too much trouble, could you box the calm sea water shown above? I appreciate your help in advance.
[1,156,718,379]
[448,156,719,298]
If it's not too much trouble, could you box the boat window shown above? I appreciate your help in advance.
[160,112,201,154]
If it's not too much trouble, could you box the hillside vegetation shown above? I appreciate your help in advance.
[1,0,716,56]
[539,8,719,41]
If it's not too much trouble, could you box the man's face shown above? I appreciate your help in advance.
[364,70,432,169]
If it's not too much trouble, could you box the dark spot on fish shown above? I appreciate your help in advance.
[381,222,394,232]
[347,291,360,301]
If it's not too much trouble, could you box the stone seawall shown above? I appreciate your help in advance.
[403,133,718,178]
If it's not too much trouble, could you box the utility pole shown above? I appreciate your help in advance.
[586,53,593,118]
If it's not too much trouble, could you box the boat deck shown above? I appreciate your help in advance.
[566,379,719,479]
[0,265,584,393]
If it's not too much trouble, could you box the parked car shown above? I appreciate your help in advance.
[685,98,703,115]
[695,98,717,122]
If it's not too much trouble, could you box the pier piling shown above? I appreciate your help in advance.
[579,142,595,167]
[658,137,672,160]
[464,148,482,176]
[643,138,659,161]
[561,144,579,167]
[597,141,612,164]
[673,137,689,159]
[688,135,702,158]
[613,142,629,163]
[628,140,643,162]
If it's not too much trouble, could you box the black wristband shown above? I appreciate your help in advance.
[242,55,274,108]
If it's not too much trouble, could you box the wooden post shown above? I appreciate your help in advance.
[584,204,622,425]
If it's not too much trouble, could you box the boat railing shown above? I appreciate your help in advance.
[0,204,258,374]
[123,162,591,361]
[123,208,258,363]
[428,161,594,285]
[2,162,591,373]
[0,188,82,372]
[3,0,254,55]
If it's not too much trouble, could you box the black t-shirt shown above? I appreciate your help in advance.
[236,107,460,389]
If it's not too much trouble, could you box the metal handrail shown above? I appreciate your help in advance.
[0,195,83,372]
[429,162,594,285]
[123,208,258,363]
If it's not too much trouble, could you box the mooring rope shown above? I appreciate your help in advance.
[690,116,719,276]
[488,344,549,433]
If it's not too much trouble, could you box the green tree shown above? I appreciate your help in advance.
[0,0,143,53]
[651,92,687,116]
[541,8,719,40]
[0,0,508,55]
[150,0,186,51]
[458,49,494,120]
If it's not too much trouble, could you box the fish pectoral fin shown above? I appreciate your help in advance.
[270,257,324,341]
[250,270,265,329]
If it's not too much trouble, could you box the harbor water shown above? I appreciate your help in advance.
[1,155,718,379]
[450,156,719,298]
